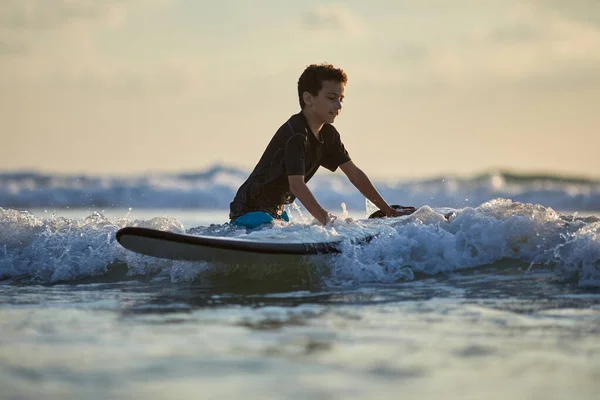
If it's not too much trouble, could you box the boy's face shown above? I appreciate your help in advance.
[304,80,345,124]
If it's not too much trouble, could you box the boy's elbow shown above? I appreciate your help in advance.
[290,183,305,196]
[288,176,305,195]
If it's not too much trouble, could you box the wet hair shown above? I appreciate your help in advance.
[297,63,348,108]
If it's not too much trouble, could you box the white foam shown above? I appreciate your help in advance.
[0,199,598,287]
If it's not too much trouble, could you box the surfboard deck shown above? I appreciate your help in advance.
[116,206,451,263]
[116,226,373,263]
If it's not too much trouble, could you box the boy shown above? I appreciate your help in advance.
[229,63,415,229]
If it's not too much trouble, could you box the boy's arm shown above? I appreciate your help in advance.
[288,175,334,225]
[339,161,415,217]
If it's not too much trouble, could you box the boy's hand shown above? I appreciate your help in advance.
[325,212,337,225]
[315,210,337,225]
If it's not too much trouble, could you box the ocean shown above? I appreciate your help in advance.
[1,167,599,399]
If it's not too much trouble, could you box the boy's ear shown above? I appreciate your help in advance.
[302,91,313,107]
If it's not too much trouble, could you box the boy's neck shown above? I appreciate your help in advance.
[301,109,324,138]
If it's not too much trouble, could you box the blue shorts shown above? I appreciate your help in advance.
[231,211,289,229]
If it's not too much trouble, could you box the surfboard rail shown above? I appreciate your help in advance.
[116,227,372,262]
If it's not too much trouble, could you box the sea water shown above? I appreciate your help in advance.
[1,203,599,399]
[1,169,600,399]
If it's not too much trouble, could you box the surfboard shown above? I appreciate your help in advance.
[115,205,449,263]
[116,226,373,263]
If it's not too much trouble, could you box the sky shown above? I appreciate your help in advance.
[1,0,600,179]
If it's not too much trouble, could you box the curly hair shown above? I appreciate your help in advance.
[297,63,348,109]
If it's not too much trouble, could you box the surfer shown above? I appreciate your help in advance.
[229,63,416,229]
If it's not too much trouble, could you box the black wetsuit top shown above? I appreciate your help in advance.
[229,112,351,219]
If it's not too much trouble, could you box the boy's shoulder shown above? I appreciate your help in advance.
[286,111,307,129]
[276,112,308,138]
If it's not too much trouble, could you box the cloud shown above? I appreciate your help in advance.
[75,59,205,95]
[0,0,202,95]
[391,41,430,65]
[540,0,600,27]
[487,22,540,43]
[481,5,600,84]
[0,0,128,65]
[0,0,125,31]
[389,3,600,91]
[0,39,28,55]
[302,3,364,36]
[1,53,206,95]
[0,0,173,58]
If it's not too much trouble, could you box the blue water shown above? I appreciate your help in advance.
[2,166,600,211]
[1,167,600,399]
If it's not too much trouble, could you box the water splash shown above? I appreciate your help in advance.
[0,200,598,287]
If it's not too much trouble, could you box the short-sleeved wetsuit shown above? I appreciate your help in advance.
[229,112,351,220]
